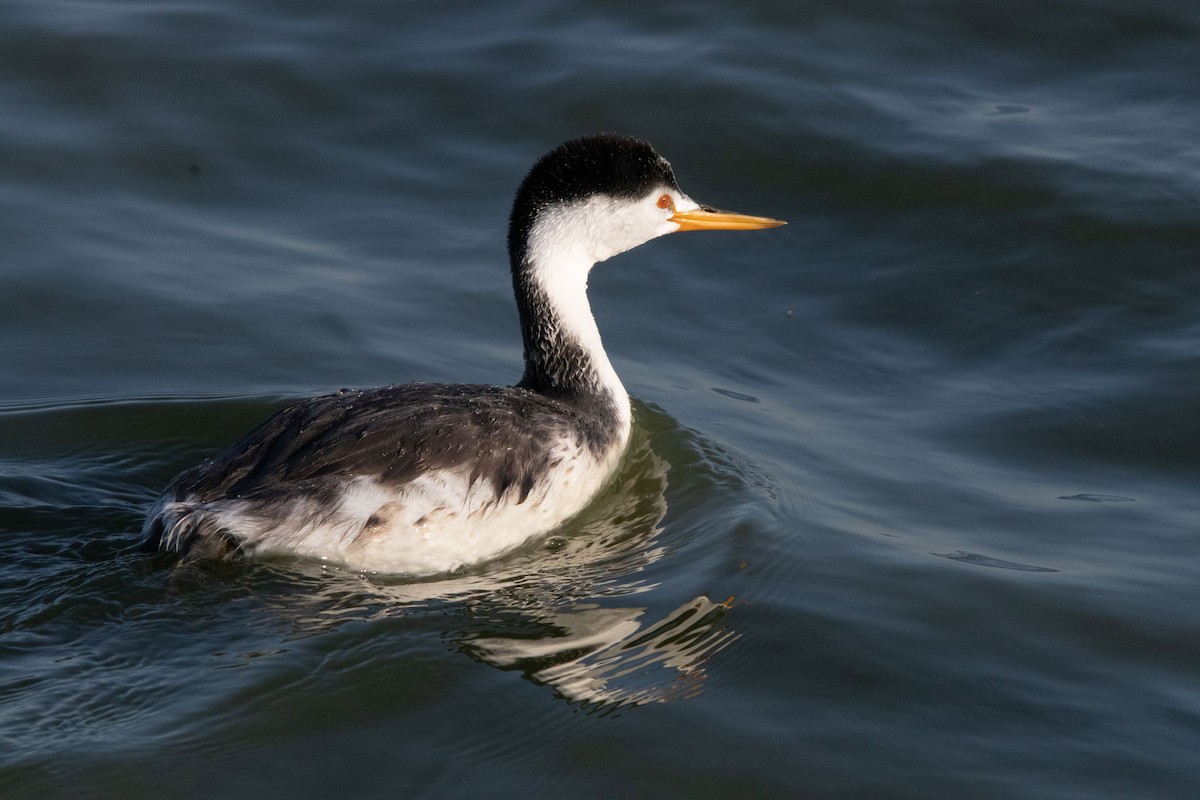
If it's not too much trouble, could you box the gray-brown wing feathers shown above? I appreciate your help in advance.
[165,384,584,506]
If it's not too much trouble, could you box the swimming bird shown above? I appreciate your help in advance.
[142,133,784,574]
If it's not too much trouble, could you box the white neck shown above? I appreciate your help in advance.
[519,199,635,431]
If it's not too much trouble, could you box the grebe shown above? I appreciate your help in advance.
[143,133,784,574]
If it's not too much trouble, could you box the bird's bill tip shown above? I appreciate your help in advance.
[670,206,786,232]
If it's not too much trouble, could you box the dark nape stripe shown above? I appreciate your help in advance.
[511,271,624,448]
[507,133,673,422]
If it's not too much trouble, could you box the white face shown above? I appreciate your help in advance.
[530,187,701,268]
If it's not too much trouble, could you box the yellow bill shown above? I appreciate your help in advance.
[670,205,786,232]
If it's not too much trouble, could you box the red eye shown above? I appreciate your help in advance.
[656,194,671,209]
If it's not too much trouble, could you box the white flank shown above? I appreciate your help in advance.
[161,429,625,575]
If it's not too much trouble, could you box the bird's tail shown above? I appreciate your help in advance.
[142,501,243,562]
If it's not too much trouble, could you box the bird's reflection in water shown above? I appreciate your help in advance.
[254,407,741,711]
[460,595,737,711]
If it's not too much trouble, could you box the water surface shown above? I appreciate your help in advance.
[2,1,1199,797]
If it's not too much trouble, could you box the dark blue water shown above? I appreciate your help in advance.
[3,1,1199,797]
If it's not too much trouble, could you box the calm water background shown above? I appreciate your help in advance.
[2,1,1199,797]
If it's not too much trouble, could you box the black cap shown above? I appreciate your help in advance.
[508,134,680,265]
